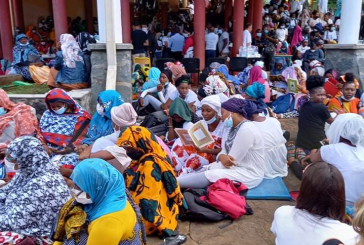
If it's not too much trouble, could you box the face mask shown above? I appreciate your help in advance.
[310,49,316,52]
[96,103,105,116]
[280,26,285,29]
[53,106,66,115]
[32,30,36,33]
[218,30,223,35]
[41,42,46,45]
[265,17,269,21]
[183,33,189,38]
[330,27,336,31]
[214,29,219,34]
[20,42,29,46]
[0,107,6,116]
[325,78,329,83]
[142,27,148,34]
[224,115,233,128]
[4,158,17,173]
[264,30,269,34]
[73,190,93,205]
[256,33,262,37]
[205,115,217,125]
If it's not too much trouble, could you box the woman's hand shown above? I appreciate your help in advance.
[56,42,61,51]
[219,154,236,168]
[297,84,303,92]
[43,144,53,156]
[59,166,73,178]
[51,147,73,155]
[139,97,144,107]
[335,83,343,89]
[157,84,163,92]
[194,145,207,153]
[75,144,88,154]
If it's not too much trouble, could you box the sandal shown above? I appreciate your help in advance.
[160,235,187,245]
[286,141,296,165]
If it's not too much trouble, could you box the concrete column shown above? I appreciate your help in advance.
[232,0,245,57]
[0,0,13,61]
[253,0,263,35]
[247,0,254,25]
[224,0,232,29]
[52,0,68,42]
[161,0,169,30]
[339,0,361,44]
[97,0,122,43]
[194,0,206,68]
[121,0,131,43]
[12,0,25,32]
[85,0,94,33]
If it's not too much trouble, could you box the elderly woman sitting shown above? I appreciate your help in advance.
[48,34,88,91]
[9,34,50,84]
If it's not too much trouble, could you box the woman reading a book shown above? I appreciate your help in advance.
[171,95,228,176]
[177,98,266,189]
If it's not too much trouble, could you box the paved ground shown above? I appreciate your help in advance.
[148,118,300,245]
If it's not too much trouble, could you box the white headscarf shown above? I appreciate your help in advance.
[111,103,137,127]
[201,94,222,116]
[60,33,83,68]
[327,113,364,146]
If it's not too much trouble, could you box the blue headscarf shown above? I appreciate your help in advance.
[142,67,161,91]
[71,159,127,222]
[244,99,265,118]
[270,57,288,75]
[245,82,266,107]
[217,65,240,85]
[12,34,41,65]
[82,90,124,145]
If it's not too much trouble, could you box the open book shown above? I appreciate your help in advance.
[174,121,214,148]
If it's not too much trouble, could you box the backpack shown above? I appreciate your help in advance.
[180,179,253,223]
[271,93,295,114]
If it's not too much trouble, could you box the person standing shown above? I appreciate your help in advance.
[131,21,149,59]
[243,23,253,48]
[263,23,278,71]
[252,29,266,55]
[169,27,185,61]
[218,26,230,58]
[205,26,219,61]
[142,24,157,63]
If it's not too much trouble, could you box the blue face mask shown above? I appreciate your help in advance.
[0,107,6,116]
[205,115,217,125]
[224,115,233,128]
[53,106,66,115]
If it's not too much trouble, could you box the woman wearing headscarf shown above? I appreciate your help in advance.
[177,98,265,189]
[166,97,200,142]
[310,113,364,206]
[39,88,91,166]
[249,66,271,103]
[10,34,50,83]
[53,159,147,245]
[270,57,288,76]
[197,75,229,103]
[116,126,184,237]
[142,67,161,91]
[77,32,96,84]
[244,100,288,178]
[0,136,70,244]
[172,95,228,176]
[48,34,88,91]
[166,62,187,83]
[217,65,241,93]
[0,89,40,152]
[245,82,268,116]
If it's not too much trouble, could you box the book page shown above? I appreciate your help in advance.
[287,79,298,93]
[174,128,194,146]
[188,121,214,148]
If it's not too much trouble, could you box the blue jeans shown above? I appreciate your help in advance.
[205,50,216,63]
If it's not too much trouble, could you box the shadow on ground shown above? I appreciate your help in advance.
[148,118,300,245]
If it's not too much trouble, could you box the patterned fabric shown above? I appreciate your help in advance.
[12,34,41,66]
[238,66,252,89]
[203,75,229,96]
[40,88,91,166]
[116,126,183,237]
[82,91,124,145]
[0,89,39,146]
[225,120,248,154]
[0,136,70,237]
[0,232,52,245]
[77,32,96,55]
[60,34,83,68]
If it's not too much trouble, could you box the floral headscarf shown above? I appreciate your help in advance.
[60,34,83,68]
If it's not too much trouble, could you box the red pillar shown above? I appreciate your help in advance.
[0,34,3,59]
[161,2,168,30]
[232,0,245,57]
[248,0,254,25]
[12,0,25,33]
[85,0,94,34]
[121,0,131,43]
[194,0,206,68]
[0,0,13,61]
[52,0,68,42]
[253,0,263,36]
[224,0,232,29]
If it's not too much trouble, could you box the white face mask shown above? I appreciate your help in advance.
[142,27,148,34]
[72,189,93,204]
[96,103,105,117]
[41,42,46,45]
[183,33,189,38]
[325,78,329,83]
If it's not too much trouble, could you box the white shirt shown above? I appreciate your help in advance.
[169,89,200,108]
[276,28,288,42]
[296,45,310,58]
[141,82,177,103]
[218,31,229,54]
[162,36,169,48]
[206,122,265,189]
[271,206,358,245]
[243,29,252,47]
[335,19,341,27]
[321,143,364,205]
[324,30,337,41]
[253,118,288,178]
[322,18,333,27]
[309,18,324,27]
[205,32,219,50]
[188,3,194,15]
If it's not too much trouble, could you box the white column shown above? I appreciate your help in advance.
[96,0,122,43]
[339,0,361,44]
